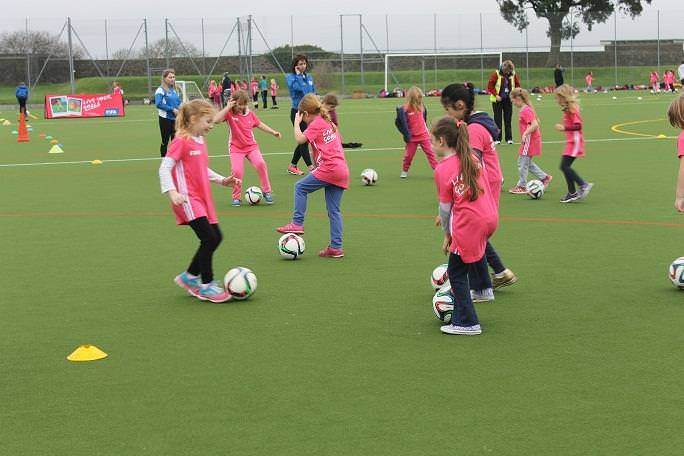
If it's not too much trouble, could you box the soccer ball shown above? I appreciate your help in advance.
[278,233,305,260]
[432,284,454,322]
[669,257,684,289]
[526,179,544,199]
[360,168,378,186]
[245,186,263,205]
[430,263,449,290]
[223,266,257,300]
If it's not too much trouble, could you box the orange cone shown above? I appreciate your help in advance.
[17,113,29,143]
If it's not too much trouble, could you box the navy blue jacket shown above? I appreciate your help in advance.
[16,84,28,99]
[395,106,428,143]
[468,112,500,147]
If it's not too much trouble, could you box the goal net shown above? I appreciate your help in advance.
[176,81,205,103]
[383,52,502,94]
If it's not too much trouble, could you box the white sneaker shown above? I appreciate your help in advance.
[440,324,482,335]
[471,288,495,303]
[494,140,501,145]
[400,171,408,178]
[507,140,514,145]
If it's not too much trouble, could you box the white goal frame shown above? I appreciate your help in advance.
[383,52,503,92]
[176,80,205,103]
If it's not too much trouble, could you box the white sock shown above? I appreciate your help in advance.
[187,272,198,279]
[494,269,507,279]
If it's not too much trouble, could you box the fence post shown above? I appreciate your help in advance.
[144,18,152,99]
[165,18,170,69]
[67,17,75,94]
[340,15,345,97]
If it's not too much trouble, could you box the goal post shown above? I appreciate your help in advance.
[383,52,503,92]
[176,80,205,103]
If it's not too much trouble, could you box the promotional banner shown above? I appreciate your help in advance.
[44,93,125,119]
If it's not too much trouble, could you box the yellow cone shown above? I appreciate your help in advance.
[48,145,64,154]
[91,159,103,165]
[2,120,10,126]
[67,344,108,362]
[657,134,667,139]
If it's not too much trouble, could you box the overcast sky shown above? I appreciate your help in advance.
[2,0,683,58]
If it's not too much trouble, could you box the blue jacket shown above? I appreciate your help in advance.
[16,84,28,99]
[155,86,181,120]
[287,72,315,109]
[394,106,428,143]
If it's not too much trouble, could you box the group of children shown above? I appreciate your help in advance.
[650,70,679,93]
[208,76,280,110]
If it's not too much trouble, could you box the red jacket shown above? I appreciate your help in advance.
[487,70,521,99]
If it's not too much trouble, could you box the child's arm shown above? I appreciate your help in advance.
[256,122,282,139]
[522,118,539,140]
[159,156,186,206]
[213,101,234,124]
[208,168,241,187]
[675,157,684,212]
[293,112,308,144]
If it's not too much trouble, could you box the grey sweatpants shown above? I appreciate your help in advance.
[517,155,548,187]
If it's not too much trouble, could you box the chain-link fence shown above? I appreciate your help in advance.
[1,10,683,100]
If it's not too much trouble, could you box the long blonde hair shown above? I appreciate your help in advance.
[431,117,481,202]
[511,88,540,126]
[668,93,684,129]
[405,86,425,112]
[298,94,336,131]
[175,99,216,138]
[555,84,579,113]
[230,90,251,114]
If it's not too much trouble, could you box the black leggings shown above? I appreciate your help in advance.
[289,108,312,167]
[560,155,585,194]
[271,95,277,107]
[492,98,513,142]
[188,217,223,284]
[159,117,176,157]
[261,90,268,108]
[17,97,27,114]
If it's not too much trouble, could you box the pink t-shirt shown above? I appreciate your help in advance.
[270,82,278,96]
[585,74,593,85]
[677,131,684,158]
[405,105,429,142]
[224,109,260,153]
[562,109,585,158]
[166,136,217,225]
[305,116,350,189]
[650,72,659,84]
[434,153,498,263]
[251,81,258,95]
[518,105,542,157]
[468,121,503,206]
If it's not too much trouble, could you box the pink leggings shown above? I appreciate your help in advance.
[230,148,272,199]
[403,139,438,172]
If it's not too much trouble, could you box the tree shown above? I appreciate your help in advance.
[142,38,201,59]
[496,0,653,67]
[0,30,82,58]
[269,44,333,71]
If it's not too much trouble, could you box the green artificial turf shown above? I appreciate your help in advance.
[2,91,684,455]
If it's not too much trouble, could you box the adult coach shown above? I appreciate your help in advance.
[487,60,520,145]
[155,69,181,157]
[554,64,565,87]
[15,82,28,115]
[286,54,316,175]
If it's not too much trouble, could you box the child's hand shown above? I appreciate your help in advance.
[228,100,236,109]
[273,131,282,139]
[168,190,186,206]
[675,197,684,212]
[521,132,528,142]
[434,215,441,227]
[554,123,564,131]
[442,234,451,256]
[222,175,241,187]
[294,112,303,125]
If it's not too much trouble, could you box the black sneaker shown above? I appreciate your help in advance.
[560,192,580,203]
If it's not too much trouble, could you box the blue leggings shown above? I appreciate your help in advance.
[292,174,344,248]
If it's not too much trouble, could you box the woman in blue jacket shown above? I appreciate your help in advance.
[286,54,316,175]
[155,69,181,157]
[16,82,28,115]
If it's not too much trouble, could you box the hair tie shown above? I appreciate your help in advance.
[456,120,465,127]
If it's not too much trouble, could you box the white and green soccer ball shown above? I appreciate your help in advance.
[224,266,257,300]
[432,284,454,323]
[360,168,378,186]
[430,263,449,290]
[669,257,684,289]
[245,186,263,205]
[278,233,305,260]
[526,179,544,199]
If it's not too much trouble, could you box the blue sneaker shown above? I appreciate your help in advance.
[231,199,241,207]
[174,272,201,295]
[560,192,580,203]
[263,192,274,204]
[197,281,231,303]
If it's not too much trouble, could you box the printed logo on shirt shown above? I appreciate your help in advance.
[451,174,467,198]
[322,129,337,145]
[189,150,201,156]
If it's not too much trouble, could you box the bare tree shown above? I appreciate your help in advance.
[141,38,201,59]
[0,30,83,58]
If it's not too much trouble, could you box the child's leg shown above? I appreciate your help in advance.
[230,152,245,200]
[324,185,344,248]
[187,218,223,284]
[272,95,277,106]
[292,174,327,225]
[402,141,419,172]
[528,157,548,180]
[468,254,493,292]
[560,156,584,193]
[485,241,506,275]
[447,252,480,327]
[246,149,272,193]
[419,138,439,170]
[517,155,531,187]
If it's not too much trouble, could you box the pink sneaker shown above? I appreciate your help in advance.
[276,222,305,234]
[542,175,553,188]
[508,186,527,194]
[197,281,232,303]
[319,246,344,258]
[287,165,304,175]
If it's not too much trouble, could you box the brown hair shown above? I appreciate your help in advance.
[322,93,339,108]
[161,68,175,89]
[668,93,684,129]
[298,94,336,131]
[291,54,310,73]
[511,88,540,125]
[175,99,216,138]
[431,116,481,201]
[230,90,251,113]
[554,84,579,113]
[405,86,425,112]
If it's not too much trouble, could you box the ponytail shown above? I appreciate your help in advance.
[431,116,481,201]
[298,93,337,131]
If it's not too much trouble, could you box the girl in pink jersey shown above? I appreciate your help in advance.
[213,90,280,207]
[664,70,675,93]
[277,94,350,258]
[395,86,438,178]
[585,72,593,93]
[250,77,259,109]
[441,83,517,295]
[554,84,593,203]
[432,117,498,335]
[270,78,279,109]
[650,71,660,93]
[509,88,551,194]
[158,100,240,303]
[668,94,684,211]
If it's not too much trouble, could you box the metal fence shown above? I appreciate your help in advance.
[1,10,683,97]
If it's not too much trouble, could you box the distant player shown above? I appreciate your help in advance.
[554,84,593,203]
[213,90,280,207]
[508,88,552,194]
[668,94,684,212]
[432,117,498,335]
[585,72,593,93]
[270,78,279,109]
[158,100,240,303]
[259,75,269,109]
[15,81,28,115]
[650,70,660,93]
[394,86,438,178]
[250,77,259,109]
[277,94,349,258]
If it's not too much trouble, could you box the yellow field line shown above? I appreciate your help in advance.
[610,118,667,138]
